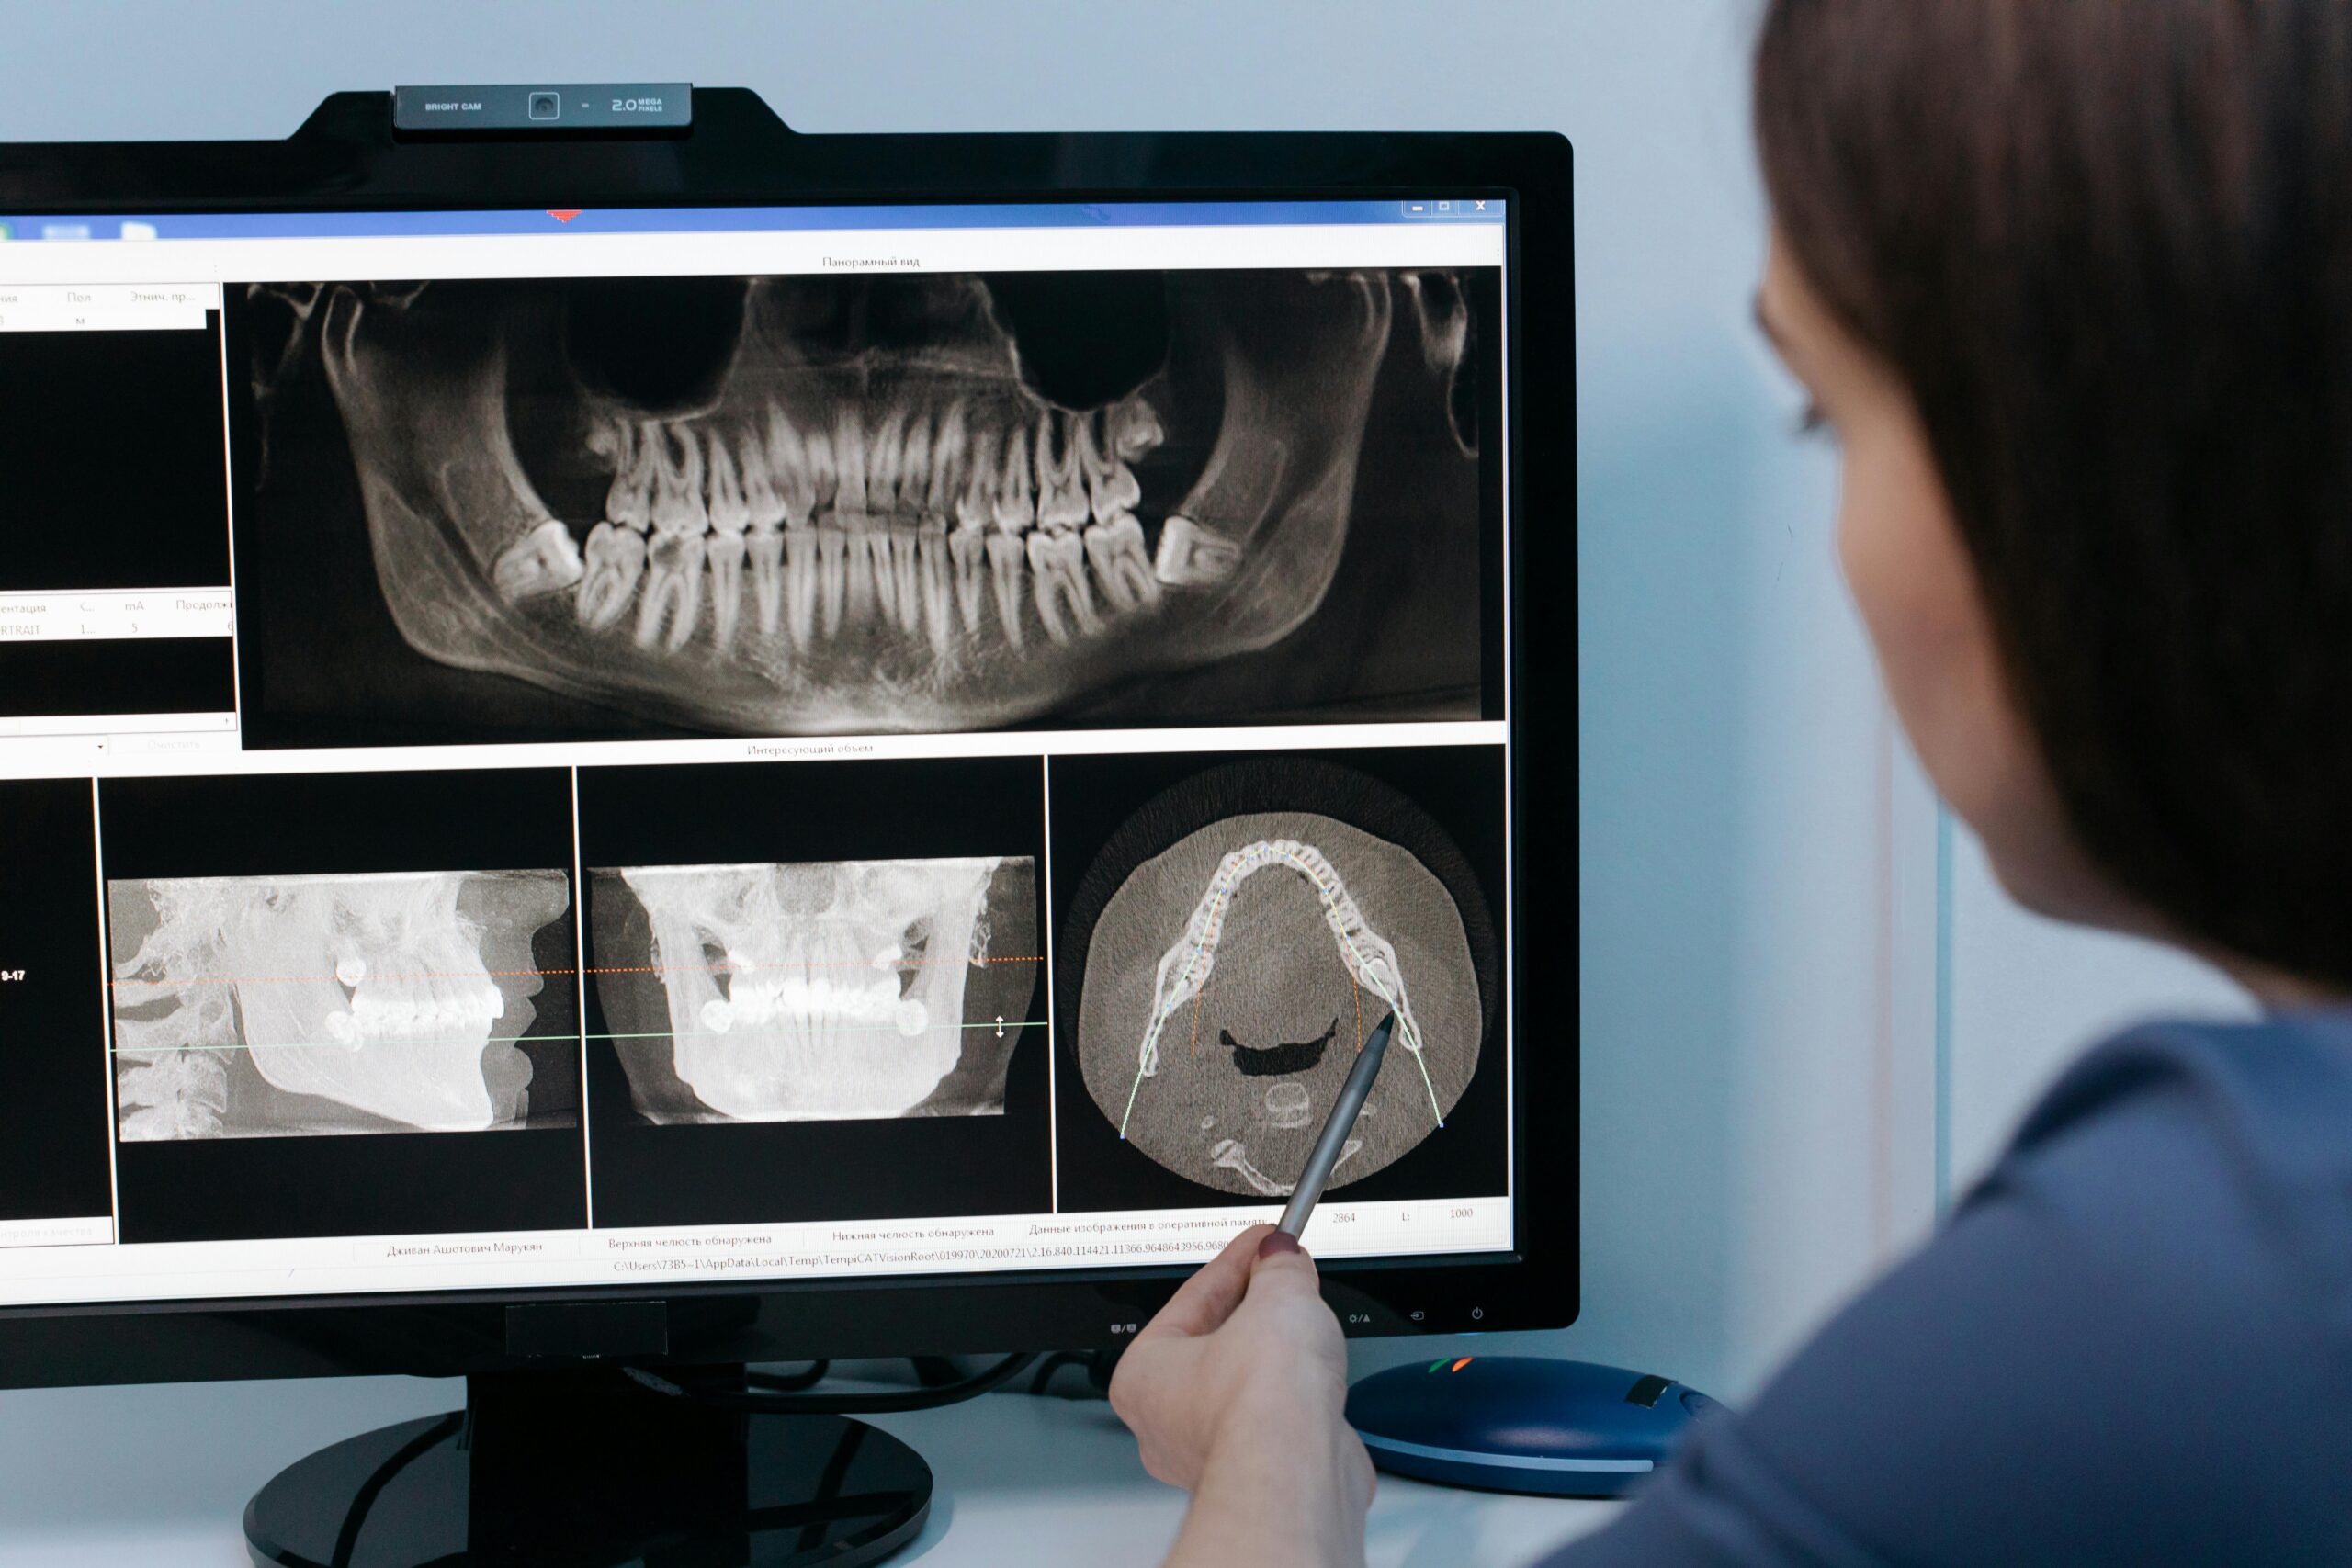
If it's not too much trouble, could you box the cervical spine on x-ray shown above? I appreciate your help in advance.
[603,858,1031,1122]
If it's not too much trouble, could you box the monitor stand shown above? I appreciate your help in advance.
[243,1366,932,1566]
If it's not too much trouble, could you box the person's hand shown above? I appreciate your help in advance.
[1110,1222,1374,1495]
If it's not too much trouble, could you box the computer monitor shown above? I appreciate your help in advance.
[0,88,1573,1562]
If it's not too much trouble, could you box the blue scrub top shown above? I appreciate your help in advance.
[1549,1011,2352,1566]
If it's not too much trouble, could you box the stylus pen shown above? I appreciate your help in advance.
[1277,1012,1395,1237]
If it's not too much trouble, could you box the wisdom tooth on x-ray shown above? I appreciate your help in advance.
[1076,808,1484,1200]
[588,857,1037,1124]
[106,870,572,1140]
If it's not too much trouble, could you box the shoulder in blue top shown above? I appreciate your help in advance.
[1547,1011,2352,1567]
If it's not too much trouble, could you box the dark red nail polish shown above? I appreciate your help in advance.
[1257,1230,1303,1260]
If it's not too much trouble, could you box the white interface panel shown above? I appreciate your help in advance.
[0,200,1513,1305]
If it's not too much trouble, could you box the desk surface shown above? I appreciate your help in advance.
[0,1372,1617,1565]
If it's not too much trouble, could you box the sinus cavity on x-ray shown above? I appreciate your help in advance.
[233,267,1489,745]
[106,870,575,1140]
[588,857,1038,1124]
[1076,811,1483,1199]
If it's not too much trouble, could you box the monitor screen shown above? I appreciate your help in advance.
[0,195,1513,1312]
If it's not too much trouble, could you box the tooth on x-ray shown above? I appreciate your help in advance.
[592,857,1036,1123]
[107,870,572,1140]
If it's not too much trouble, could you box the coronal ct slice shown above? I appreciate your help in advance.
[107,870,572,1140]
[589,857,1037,1123]
[246,266,1484,738]
[1076,810,1483,1199]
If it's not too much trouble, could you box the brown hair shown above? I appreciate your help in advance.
[1756,0,2352,987]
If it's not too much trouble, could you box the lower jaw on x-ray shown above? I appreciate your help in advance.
[1075,809,1485,1200]
[589,857,1037,1124]
[237,266,1487,742]
[106,870,574,1141]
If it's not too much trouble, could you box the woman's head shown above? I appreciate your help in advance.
[1753,0,2352,990]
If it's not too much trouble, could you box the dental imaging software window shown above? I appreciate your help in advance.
[0,200,1514,1306]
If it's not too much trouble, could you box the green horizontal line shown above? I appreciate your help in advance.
[597,1021,1046,1043]
[116,1033,576,1054]
[112,1021,1048,1054]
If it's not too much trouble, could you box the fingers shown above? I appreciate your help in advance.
[1246,1230,1321,1297]
[1136,1224,1282,1342]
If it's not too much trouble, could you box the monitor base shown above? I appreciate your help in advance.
[243,1367,932,1567]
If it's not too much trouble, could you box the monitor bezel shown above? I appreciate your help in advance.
[0,92,1576,1387]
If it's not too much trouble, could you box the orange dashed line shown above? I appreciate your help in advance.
[110,955,1046,987]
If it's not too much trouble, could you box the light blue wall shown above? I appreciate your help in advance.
[0,0,1906,1547]
[1945,826,2252,1190]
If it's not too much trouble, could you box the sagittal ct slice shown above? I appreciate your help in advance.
[107,870,574,1139]
[589,858,1038,1123]
[1076,810,1483,1199]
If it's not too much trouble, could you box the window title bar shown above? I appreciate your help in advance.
[0,198,1505,244]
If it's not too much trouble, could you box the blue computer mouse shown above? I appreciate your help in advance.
[1345,1355,1718,1497]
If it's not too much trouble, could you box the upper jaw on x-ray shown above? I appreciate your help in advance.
[108,870,571,1140]
[594,858,1032,1123]
[254,268,1479,737]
